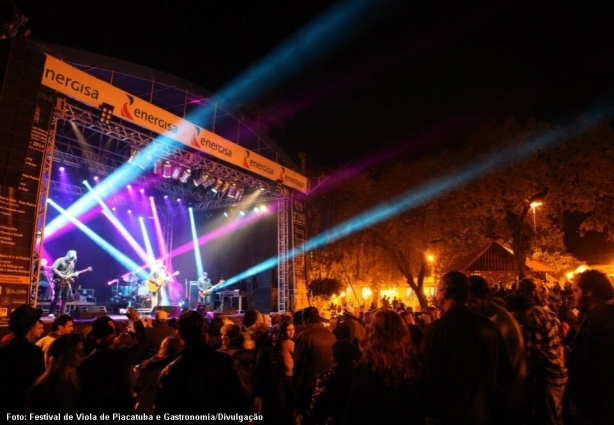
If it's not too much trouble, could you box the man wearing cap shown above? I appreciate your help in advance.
[49,250,78,316]
[144,309,176,358]
[0,304,46,415]
[293,306,336,414]
[333,304,366,350]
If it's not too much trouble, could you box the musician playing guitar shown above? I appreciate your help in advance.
[197,271,212,306]
[148,259,179,307]
[49,250,93,316]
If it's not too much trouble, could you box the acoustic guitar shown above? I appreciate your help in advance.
[53,266,93,289]
[147,270,180,293]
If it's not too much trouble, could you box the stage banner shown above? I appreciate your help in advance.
[41,55,308,193]
[0,87,55,326]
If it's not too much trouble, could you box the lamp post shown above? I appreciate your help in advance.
[427,254,435,283]
[530,201,543,230]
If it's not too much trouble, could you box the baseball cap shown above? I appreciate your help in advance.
[155,310,168,322]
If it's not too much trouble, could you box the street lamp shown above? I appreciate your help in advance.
[427,254,435,283]
[530,201,543,230]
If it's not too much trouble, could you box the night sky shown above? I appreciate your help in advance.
[10,0,614,262]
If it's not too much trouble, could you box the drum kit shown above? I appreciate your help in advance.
[109,273,151,307]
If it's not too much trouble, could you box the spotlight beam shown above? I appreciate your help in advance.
[218,114,603,290]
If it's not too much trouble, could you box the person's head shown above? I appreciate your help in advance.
[517,277,544,306]
[243,310,258,327]
[66,250,77,262]
[52,314,74,335]
[202,271,208,278]
[9,304,43,338]
[158,335,182,358]
[220,323,242,348]
[47,333,85,372]
[154,309,168,323]
[366,310,417,386]
[436,271,469,311]
[293,309,304,327]
[155,259,164,268]
[176,310,206,345]
[89,316,117,349]
[572,269,614,312]
[467,275,492,314]
[279,318,295,341]
[302,306,321,325]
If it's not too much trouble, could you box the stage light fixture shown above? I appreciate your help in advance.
[227,183,237,198]
[171,166,182,180]
[234,186,244,201]
[128,149,140,164]
[99,102,114,124]
[219,181,231,196]
[193,172,209,187]
[211,178,224,193]
[153,160,163,174]
[162,161,172,178]
[179,169,191,183]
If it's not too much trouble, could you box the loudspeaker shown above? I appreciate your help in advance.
[150,305,183,319]
[71,305,107,320]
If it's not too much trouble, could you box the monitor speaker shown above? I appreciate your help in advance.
[71,305,107,320]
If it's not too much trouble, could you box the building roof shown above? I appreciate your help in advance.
[446,240,558,274]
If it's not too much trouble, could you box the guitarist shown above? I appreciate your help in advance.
[197,271,212,306]
[49,250,78,316]
[148,259,170,307]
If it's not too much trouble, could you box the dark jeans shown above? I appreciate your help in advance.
[48,284,70,314]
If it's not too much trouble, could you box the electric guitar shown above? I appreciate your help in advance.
[53,266,93,288]
[147,270,180,293]
[199,281,223,298]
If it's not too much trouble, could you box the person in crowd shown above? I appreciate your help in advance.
[134,335,182,414]
[398,309,424,348]
[568,269,614,425]
[293,309,306,337]
[293,306,336,414]
[0,304,46,415]
[332,304,366,351]
[345,310,421,425]
[155,310,248,415]
[517,277,568,425]
[420,271,512,425]
[49,250,78,316]
[242,310,269,350]
[254,318,294,424]
[144,309,176,358]
[468,275,526,424]
[311,340,361,425]
[25,333,84,414]
[36,313,74,365]
[78,309,148,414]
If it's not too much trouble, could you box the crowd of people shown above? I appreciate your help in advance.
[0,268,613,424]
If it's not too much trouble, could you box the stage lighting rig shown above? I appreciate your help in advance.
[179,168,191,183]
[162,161,172,178]
[99,102,114,124]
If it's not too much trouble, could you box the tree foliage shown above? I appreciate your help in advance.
[306,115,614,308]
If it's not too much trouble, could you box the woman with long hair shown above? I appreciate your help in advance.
[25,333,84,414]
[344,310,422,425]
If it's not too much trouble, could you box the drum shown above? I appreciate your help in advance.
[137,285,150,296]
[118,285,132,297]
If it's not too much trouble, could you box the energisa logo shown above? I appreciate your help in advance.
[121,95,178,134]
[191,126,232,157]
[44,68,99,99]
[280,166,305,189]
[243,151,273,175]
